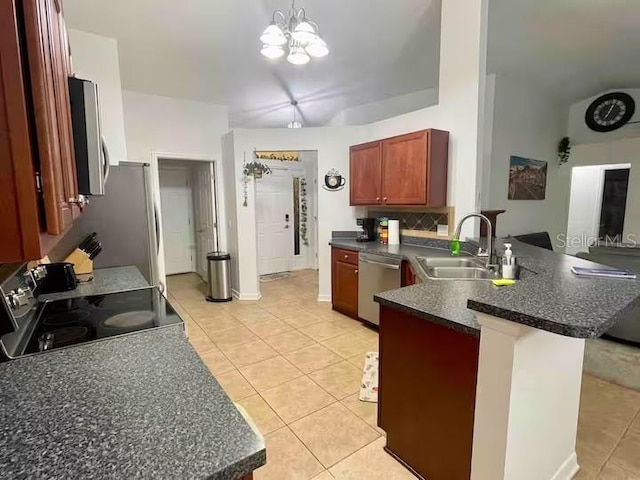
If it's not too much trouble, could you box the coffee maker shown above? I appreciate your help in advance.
[356,218,377,242]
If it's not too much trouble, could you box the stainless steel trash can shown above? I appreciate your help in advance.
[206,252,232,302]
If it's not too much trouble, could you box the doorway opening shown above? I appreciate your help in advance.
[255,151,319,278]
[158,158,219,279]
[565,163,631,255]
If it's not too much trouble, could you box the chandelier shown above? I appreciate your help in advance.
[260,0,329,65]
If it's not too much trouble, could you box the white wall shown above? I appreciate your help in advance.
[221,132,240,294]
[326,88,439,126]
[122,91,229,162]
[565,166,604,255]
[568,88,640,145]
[68,29,127,164]
[483,74,568,244]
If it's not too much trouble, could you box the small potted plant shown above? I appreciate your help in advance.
[243,161,272,179]
[558,137,571,165]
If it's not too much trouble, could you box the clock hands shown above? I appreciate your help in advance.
[603,101,616,121]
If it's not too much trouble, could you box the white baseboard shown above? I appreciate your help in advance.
[232,289,262,301]
[317,294,331,303]
[551,453,579,480]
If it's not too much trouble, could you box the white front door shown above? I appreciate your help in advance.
[256,174,294,275]
[193,162,218,278]
[159,167,194,275]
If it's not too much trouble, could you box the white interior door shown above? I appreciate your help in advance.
[159,167,195,275]
[256,174,294,275]
[193,162,218,278]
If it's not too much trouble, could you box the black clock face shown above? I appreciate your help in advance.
[585,92,635,132]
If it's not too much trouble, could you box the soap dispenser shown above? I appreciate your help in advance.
[501,243,516,279]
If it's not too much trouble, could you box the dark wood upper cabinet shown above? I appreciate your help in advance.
[349,129,449,207]
[0,0,78,262]
[350,141,382,206]
[22,0,78,234]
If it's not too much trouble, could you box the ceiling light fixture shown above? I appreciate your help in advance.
[287,101,302,128]
[260,0,329,65]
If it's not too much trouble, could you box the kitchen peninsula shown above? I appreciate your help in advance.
[331,235,640,480]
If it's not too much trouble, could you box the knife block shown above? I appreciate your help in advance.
[65,249,94,275]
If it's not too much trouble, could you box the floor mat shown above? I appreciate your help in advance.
[359,351,379,403]
[260,272,292,282]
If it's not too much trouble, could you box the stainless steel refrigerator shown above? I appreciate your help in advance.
[60,162,159,286]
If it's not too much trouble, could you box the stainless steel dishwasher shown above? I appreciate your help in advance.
[358,252,402,326]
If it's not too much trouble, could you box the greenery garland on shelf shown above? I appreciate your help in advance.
[242,160,272,207]
[300,178,309,246]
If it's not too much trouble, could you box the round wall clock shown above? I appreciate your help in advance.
[585,92,635,132]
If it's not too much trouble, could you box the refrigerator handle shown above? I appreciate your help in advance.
[101,137,110,186]
[154,204,160,254]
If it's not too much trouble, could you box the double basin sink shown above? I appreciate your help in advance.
[416,256,500,281]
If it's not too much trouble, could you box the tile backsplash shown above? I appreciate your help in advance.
[368,210,449,234]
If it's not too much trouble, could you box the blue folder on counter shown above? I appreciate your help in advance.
[571,266,637,279]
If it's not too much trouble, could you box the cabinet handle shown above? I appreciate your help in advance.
[344,255,349,259]
[355,269,358,274]
[376,197,380,202]
[383,197,388,202]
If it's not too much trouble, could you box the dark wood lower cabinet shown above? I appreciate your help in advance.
[378,305,480,480]
[241,474,253,480]
[331,247,359,319]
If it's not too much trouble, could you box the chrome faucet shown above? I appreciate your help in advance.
[453,213,496,269]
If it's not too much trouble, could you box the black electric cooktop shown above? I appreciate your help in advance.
[23,287,182,355]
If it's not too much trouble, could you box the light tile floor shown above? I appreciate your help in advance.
[167,270,640,480]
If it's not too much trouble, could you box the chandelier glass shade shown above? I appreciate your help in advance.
[260,1,329,64]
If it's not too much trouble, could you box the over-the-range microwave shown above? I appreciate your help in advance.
[68,77,110,196]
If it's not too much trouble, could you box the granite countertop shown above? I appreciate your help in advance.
[0,326,266,479]
[330,236,640,339]
[38,266,150,302]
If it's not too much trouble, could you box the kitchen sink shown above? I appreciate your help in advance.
[416,257,486,269]
[415,256,499,281]
[424,266,499,280]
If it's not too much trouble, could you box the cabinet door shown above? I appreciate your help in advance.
[22,0,78,236]
[332,249,359,318]
[382,131,428,205]
[350,141,382,206]
[0,0,43,262]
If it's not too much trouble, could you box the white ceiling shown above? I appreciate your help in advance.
[487,0,640,103]
[63,0,442,128]
[64,0,640,128]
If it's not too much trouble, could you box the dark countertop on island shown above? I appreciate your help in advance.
[38,266,150,302]
[0,326,265,479]
[330,236,640,339]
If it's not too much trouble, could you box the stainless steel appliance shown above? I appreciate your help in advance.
[206,252,232,302]
[0,263,181,360]
[356,218,377,242]
[358,253,402,326]
[61,162,160,288]
[68,77,110,196]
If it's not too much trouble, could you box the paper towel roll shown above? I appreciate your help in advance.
[388,220,400,245]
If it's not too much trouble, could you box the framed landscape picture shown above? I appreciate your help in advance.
[508,156,547,200]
